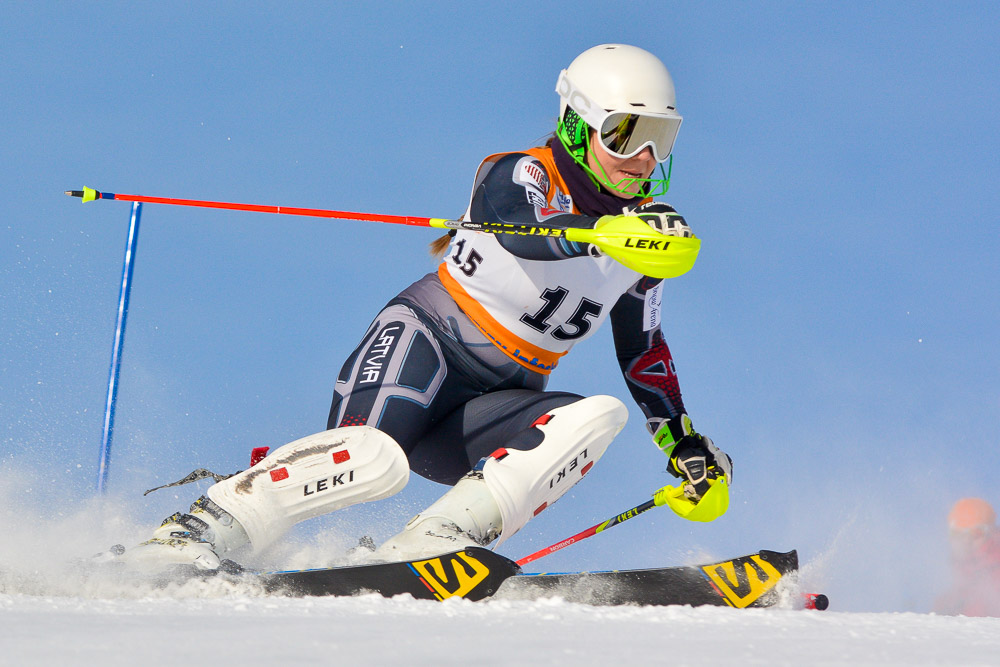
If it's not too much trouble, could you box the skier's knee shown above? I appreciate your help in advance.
[481,394,628,545]
[207,425,409,552]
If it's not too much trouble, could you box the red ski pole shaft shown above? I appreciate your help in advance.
[66,186,447,228]
[516,494,662,567]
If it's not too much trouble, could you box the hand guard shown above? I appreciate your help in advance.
[587,202,692,258]
[653,414,733,499]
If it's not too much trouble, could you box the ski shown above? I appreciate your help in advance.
[261,547,518,601]
[497,549,798,608]
[259,547,800,608]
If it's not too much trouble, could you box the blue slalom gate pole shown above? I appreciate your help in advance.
[97,201,142,493]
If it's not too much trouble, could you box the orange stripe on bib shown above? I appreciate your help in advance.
[438,264,565,374]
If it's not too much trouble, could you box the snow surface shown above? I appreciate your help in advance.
[3,587,1000,667]
[2,479,999,666]
[3,538,1000,667]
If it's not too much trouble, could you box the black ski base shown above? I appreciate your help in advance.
[260,547,800,608]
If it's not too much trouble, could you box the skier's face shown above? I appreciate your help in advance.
[586,132,657,198]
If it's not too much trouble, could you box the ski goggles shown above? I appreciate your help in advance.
[557,70,682,163]
[597,111,682,163]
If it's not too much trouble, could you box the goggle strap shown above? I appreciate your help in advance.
[562,109,588,156]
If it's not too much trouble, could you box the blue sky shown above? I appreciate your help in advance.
[2,2,998,611]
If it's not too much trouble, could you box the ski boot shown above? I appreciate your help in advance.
[118,496,249,574]
[374,471,502,561]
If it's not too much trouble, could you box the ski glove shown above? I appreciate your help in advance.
[627,202,693,238]
[587,202,692,258]
[653,414,734,498]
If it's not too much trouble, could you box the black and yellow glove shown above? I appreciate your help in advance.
[628,202,693,238]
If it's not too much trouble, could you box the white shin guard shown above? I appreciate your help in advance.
[207,426,409,552]
[482,395,628,546]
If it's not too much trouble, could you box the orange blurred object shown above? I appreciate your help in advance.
[948,498,997,532]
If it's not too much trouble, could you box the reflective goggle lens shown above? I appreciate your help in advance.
[599,112,681,162]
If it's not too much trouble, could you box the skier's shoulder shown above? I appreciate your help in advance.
[478,146,557,193]
[481,145,554,168]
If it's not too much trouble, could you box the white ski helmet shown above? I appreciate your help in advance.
[556,44,682,164]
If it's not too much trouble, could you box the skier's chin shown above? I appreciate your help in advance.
[611,173,645,196]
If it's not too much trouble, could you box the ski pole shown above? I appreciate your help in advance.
[96,201,142,493]
[516,487,669,567]
[65,186,699,279]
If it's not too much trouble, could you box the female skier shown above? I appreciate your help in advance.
[125,44,733,570]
